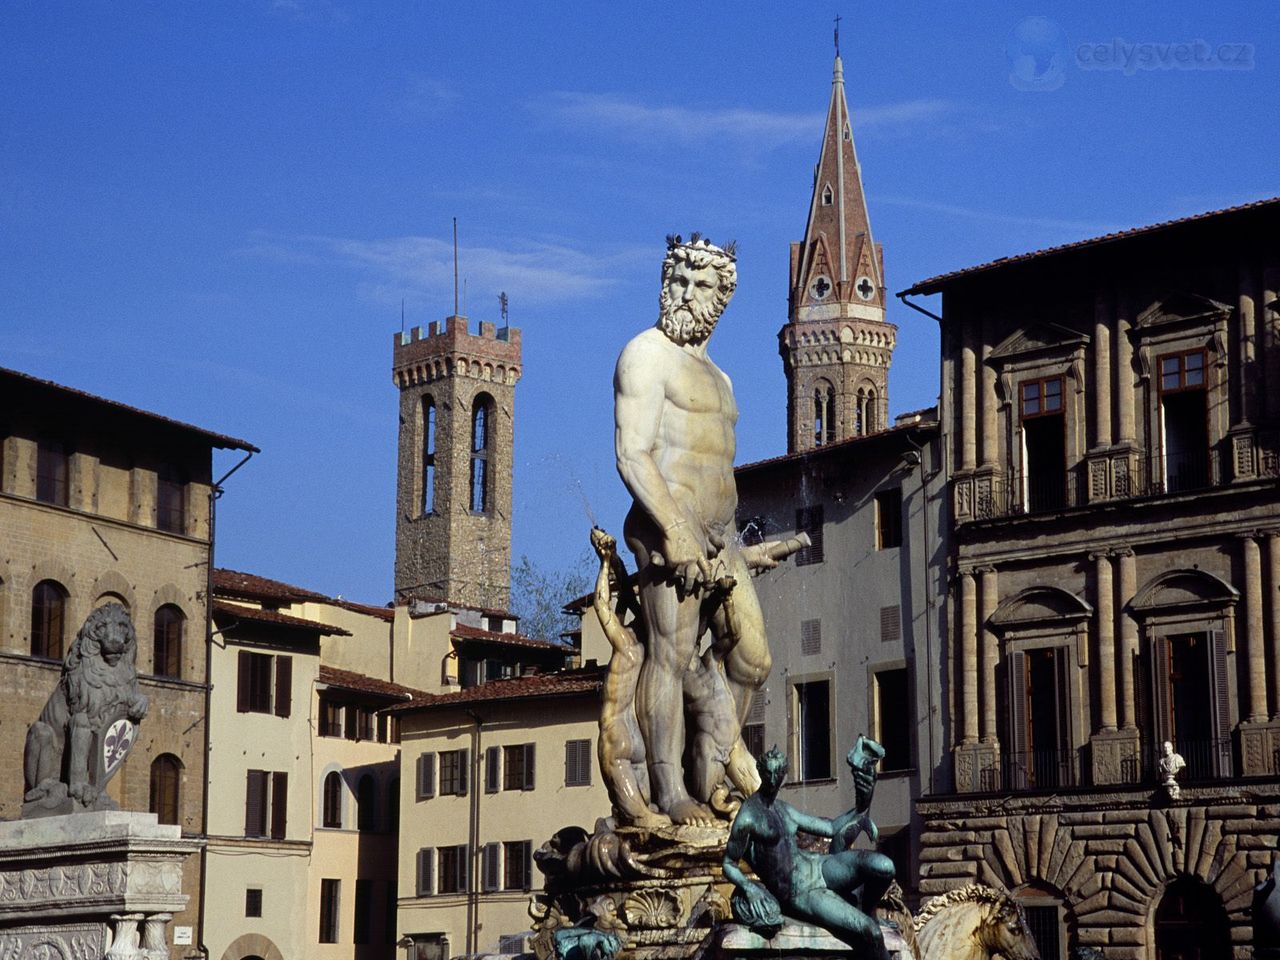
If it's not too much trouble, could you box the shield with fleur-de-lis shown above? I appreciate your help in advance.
[91,706,137,791]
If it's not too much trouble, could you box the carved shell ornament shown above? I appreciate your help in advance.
[622,888,681,929]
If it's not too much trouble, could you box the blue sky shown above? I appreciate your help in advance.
[2,3,1275,609]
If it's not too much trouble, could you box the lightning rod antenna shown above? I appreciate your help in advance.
[452,217,459,316]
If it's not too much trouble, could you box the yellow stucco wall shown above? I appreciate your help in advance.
[396,695,610,954]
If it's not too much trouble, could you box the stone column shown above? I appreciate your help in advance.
[959,569,978,744]
[1094,552,1117,731]
[1270,533,1280,721]
[979,567,999,744]
[1117,549,1138,730]
[1244,534,1268,722]
[980,339,998,467]
[1240,263,1258,423]
[960,323,977,471]
[1115,292,1135,443]
[1093,292,1113,448]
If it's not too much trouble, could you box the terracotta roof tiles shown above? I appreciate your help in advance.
[389,668,604,714]
[212,600,351,636]
[318,665,424,700]
[449,623,567,652]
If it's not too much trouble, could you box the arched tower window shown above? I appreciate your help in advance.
[855,388,867,437]
[470,395,493,514]
[821,184,834,206]
[153,604,184,679]
[422,396,437,515]
[31,580,68,660]
[322,771,343,828]
[812,381,835,447]
[149,754,182,826]
[357,774,377,832]
[866,388,877,434]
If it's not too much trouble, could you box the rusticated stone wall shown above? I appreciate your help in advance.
[917,784,1280,959]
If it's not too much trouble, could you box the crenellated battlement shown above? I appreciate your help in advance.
[392,314,522,389]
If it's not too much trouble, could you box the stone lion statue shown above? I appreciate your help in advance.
[23,602,150,815]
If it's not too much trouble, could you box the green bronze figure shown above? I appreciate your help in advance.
[721,740,896,960]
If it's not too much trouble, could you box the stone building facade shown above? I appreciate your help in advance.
[0,366,256,957]
[392,316,521,613]
[734,413,947,903]
[902,197,1280,959]
[780,53,895,454]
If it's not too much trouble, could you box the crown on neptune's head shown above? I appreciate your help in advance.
[665,232,737,261]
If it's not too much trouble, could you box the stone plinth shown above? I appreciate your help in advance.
[718,920,911,960]
[0,811,202,959]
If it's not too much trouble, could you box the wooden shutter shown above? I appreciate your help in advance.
[1006,650,1028,790]
[1052,648,1072,785]
[245,769,267,836]
[485,747,500,794]
[1209,629,1233,777]
[456,749,469,796]
[270,771,288,839]
[417,847,433,896]
[417,753,435,799]
[880,605,902,644]
[237,651,251,713]
[1151,635,1174,748]
[461,843,471,891]
[345,704,358,740]
[523,744,536,791]
[274,656,292,718]
[483,842,500,892]
[800,619,821,655]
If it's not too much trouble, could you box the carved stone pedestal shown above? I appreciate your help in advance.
[953,742,999,793]
[1239,720,1280,776]
[0,811,202,959]
[718,920,911,960]
[1090,729,1142,785]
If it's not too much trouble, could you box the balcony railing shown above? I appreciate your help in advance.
[1152,448,1212,494]
[1147,736,1234,782]
[1000,747,1079,792]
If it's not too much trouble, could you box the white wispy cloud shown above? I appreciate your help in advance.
[536,92,959,149]
[240,232,645,307]
[876,195,1118,235]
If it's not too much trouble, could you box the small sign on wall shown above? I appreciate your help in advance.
[173,926,193,946]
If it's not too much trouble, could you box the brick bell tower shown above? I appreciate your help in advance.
[780,46,896,454]
[392,313,521,612]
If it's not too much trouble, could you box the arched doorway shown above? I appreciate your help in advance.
[1154,877,1230,960]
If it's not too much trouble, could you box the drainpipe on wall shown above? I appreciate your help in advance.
[465,710,484,955]
[197,449,253,960]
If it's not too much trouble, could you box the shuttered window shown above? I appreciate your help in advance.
[322,771,343,828]
[31,580,67,660]
[800,619,821,656]
[485,747,501,794]
[875,487,903,549]
[439,749,468,796]
[244,770,269,837]
[354,878,373,945]
[416,847,434,896]
[880,605,901,644]
[236,652,291,716]
[503,744,535,791]
[482,842,501,892]
[274,657,292,718]
[1154,630,1233,780]
[319,878,340,943]
[270,771,288,839]
[795,506,824,565]
[503,840,532,891]
[564,739,592,787]
[438,845,468,894]
[416,753,436,800]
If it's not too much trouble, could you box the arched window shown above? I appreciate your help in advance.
[1154,877,1230,960]
[812,381,835,447]
[153,605,184,679]
[821,184,834,206]
[322,771,343,828]
[31,580,68,660]
[357,774,377,832]
[866,388,877,433]
[422,395,437,515]
[150,754,182,826]
[470,395,493,514]
[387,776,400,833]
[855,388,867,437]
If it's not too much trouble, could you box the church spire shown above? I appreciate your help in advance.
[779,46,896,454]
[790,51,883,317]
